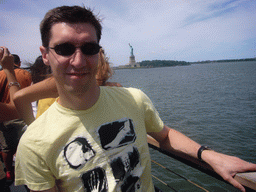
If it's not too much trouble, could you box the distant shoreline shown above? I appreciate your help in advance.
[114,58,256,70]
[190,57,256,64]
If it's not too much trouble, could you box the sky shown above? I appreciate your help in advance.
[0,0,255,67]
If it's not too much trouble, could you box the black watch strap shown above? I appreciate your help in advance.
[197,145,211,161]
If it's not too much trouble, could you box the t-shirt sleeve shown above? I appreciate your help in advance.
[138,89,164,133]
[15,137,56,191]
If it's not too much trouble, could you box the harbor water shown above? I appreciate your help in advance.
[111,61,256,192]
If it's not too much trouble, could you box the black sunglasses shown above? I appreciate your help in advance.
[49,42,101,56]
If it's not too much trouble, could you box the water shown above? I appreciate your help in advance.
[111,61,256,192]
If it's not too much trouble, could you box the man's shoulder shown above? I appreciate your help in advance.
[24,103,58,137]
[0,70,6,78]
[14,68,31,77]
[103,86,143,96]
[0,70,7,81]
[103,86,141,92]
[14,68,32,87]
[102,86,147,103]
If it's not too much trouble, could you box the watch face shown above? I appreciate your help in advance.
[205,146,210,150]
[198,145,211,161]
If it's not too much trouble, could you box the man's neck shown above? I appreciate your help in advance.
[57,84,101,110]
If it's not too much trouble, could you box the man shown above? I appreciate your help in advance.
[15,5,256,192]
[0,52,32,181]
[0,46,23,192]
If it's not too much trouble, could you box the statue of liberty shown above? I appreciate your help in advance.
[129,43,134,56]
[128,43,139,67]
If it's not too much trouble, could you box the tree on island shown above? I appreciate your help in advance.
[138,60,190,68]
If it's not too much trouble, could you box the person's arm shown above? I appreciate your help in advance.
[0,103,19,121]
[14,77,58,125]
[148,125,256,192]
[0,47,19,121]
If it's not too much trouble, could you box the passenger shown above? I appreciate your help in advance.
[0,47,20,192]
[0,47,20,122]
[14,5,256,192]
[0,49,32,182]
[0,46,21,191]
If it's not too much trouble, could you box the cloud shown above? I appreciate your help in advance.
[0,9,42,65]
[100,0,255,64]
[1,0,255,66]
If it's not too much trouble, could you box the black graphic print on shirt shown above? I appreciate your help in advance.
[63,137,95,169]
[98,118,136,150]
[62,118,142,191]
[110,146,141,191]
[81,167,108,192]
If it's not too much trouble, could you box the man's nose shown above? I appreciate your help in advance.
[70,49,86,68]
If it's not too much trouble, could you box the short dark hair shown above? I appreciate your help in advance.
[40,5,102,48]
[30,55,51,83]
[12,54,20,65]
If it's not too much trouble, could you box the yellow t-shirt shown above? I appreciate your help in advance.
[15,87,164,191]
[36,98,56,118]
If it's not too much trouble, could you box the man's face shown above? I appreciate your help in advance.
[41,22,99,96]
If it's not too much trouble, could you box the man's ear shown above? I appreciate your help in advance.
[40,46,50,66]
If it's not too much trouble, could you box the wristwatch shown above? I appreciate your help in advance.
[197,145,211,161]
[8,82,21,89]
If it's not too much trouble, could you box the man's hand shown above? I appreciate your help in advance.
[0,46,14,70]
[202,150,256,192]
[150,125,256,192]
[0,47,3,60]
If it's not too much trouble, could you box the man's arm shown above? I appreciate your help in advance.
[148,125,201,159]
[0,103,19,122]
[148,125,256,192]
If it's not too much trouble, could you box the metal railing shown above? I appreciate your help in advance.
[147,135,256,192]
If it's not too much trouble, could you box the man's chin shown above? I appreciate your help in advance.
[64,83,94,95]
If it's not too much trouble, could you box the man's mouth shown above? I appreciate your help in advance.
[67,71,89,76]
[66,72,90,79]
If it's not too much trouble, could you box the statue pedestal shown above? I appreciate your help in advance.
[129,55,140,67]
